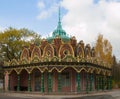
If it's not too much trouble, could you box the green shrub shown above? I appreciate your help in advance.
[118,82,120,88]
[112,80,116,88]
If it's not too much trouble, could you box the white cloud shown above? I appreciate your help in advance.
[37,11,48,19]
[61,0,120,60]
[37,1,45,10]
[37,1,58,20]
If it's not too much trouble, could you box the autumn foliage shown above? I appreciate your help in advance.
[95,34,113,65]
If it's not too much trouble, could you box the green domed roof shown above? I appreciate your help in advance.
[47,7,70,43]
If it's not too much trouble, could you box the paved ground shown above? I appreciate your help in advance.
[0,90,120,99]
[0,95,48,99]
[108,90,120,99]
[63,95,113,99]
[0,94,114,99]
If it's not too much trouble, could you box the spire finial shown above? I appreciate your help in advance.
[59,5,61,23]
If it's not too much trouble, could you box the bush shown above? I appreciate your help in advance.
[112,80,116,88]
[118,82,120,88]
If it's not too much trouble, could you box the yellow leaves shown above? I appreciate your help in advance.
[95,34,113,65]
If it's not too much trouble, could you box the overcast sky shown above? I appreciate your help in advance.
[0,0,120,61]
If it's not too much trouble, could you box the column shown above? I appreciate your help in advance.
[99,76,102,90]
[107,76,109,90]
[108,76,112,90]
[86,73,88,93]
[8,74,10,91]
[17,74,20,91]
[102,76,104,90]
[108,76,110,90]
[3,74,5,91]
[28,74,31,92]
[41,73,44,92]
[58,73,61,92]
[101,76,103,90]
[100,76,102,90]
[48,72,52,92]
[90,74,93,91]
[97,75,99,91]
[110,76,112,90]
[77,73,80,92]
[104,76,106,90]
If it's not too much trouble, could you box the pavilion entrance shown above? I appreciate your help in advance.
[34,70,41,91]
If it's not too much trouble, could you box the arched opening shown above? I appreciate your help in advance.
[31,68,41,91]
[99,70,106,90]
[52,69,58,92]
[60,67,76,92]
[92,70,97,90]
[20,69,28,91]
[44,70,48,92]
[80,70,87,91]
[10,70,17,91]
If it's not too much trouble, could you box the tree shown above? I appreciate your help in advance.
[95,34,113,65]
[112,55,117,82]
[0,27,41,62]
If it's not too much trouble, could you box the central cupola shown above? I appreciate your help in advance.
[47,7,70,43]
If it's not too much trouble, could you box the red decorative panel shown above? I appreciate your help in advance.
[31,46,41,59]
[20,48,29,60]
[43,44,54,57]
[59,44,74,59]
[77,44,84,58]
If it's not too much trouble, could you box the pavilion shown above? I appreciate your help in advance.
[3,8,112,94]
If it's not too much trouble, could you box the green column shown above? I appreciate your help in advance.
[28,74,31,92]
[104,76,106,90]
[86,73,88,94]
[110,76,112,90]
[8,74,10,91]
[17,75,20,91]
[99,76,102,90]
[77,73,80,92]
[58,73,61,92]
[99,76,101,90]
[90,74,93,91]
[107,76,109,90]
[41,73,44,92]
[101,76,103,90]
[48,72,52,92]
[106,76,109,90]
[108,76,109,90]
[97,76,99,91]
[102,76,105,90]
[108,76,112,90]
